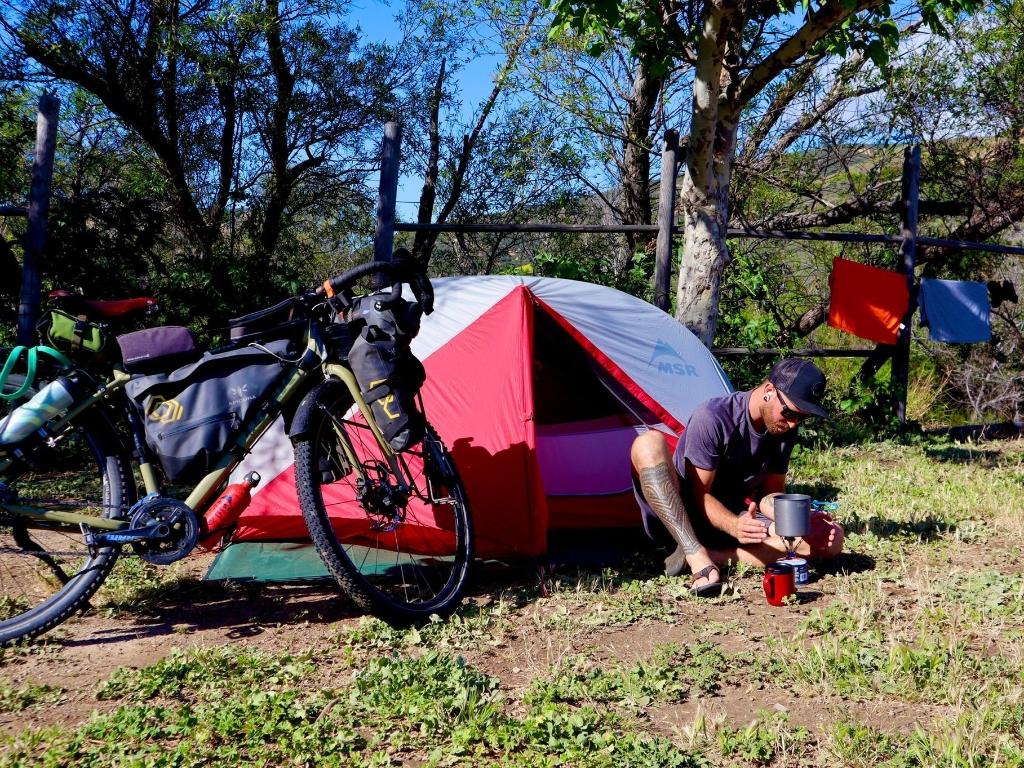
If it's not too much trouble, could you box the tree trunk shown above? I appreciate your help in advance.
[674,0,740,347]
[675,166,731,346]
[618,56,662,272]
[258,0,295,263]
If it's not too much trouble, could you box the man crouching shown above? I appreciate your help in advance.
[631,358,844,596]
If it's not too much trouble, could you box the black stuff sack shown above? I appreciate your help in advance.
[346,294,426,451]
[125,341,291,483]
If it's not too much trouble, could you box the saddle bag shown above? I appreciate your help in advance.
[38,310,106,356]
[126,341,291,483]
[346,294,426,451]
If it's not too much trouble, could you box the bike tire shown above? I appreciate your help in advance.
[294,383,473,622]
[0,385,130,646]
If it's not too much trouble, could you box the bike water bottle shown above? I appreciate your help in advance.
[198,471,261,551]
[0,378,78,446]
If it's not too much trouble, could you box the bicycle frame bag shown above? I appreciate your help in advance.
[346,294,426,451]
[38,310,106,355]
[116,326,199,375]
[125,340,292,483]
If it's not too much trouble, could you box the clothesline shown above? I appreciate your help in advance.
[827,257,1009,345]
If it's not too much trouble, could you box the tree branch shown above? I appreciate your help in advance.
[736,56,820,168]
[733,0,883,112]
[413,58,445,262]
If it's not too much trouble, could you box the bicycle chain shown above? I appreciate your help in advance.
[0,544,158,559]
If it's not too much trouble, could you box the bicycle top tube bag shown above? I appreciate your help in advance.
[345,293,426,451]
[125,340,293,483]
[116,326,199,375]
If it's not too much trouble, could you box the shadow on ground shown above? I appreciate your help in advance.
[922,444,1005,467]
[846,514,957,542]
[816,551,876,576]
[65,581,361,648]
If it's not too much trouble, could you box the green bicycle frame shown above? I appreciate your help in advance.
[1,321,413,534]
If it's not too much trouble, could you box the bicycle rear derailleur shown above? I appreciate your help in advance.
[85,495,199,565]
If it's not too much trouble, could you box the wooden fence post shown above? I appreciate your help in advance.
[654,129,679,312]
[894,144,920,430]
[17,91,59,345]
[373,121,402,288]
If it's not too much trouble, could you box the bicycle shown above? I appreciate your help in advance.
[0,257,473,645]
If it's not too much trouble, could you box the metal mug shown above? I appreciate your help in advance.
[773,493,811,538]
[763,562,795,606]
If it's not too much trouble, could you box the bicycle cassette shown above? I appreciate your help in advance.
[128,496,200,565]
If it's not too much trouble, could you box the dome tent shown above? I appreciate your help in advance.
[210,275,732,577]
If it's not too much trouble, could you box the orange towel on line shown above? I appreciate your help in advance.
[827,257,910,345]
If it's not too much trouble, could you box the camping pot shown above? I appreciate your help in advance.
[773,494,811,538]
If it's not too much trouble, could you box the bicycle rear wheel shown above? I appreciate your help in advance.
[0,400,131,646]
[295,383,473,621]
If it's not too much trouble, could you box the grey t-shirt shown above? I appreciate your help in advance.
[672,390,795,514]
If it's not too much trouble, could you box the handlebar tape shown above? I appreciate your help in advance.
[319,257,434,315]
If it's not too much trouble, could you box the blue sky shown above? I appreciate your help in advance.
[346,0,500,219]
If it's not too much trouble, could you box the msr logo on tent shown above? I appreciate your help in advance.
[648,339,699,377]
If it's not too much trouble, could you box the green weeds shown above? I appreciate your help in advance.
[97,646,314,702]
[0,678,62,712]
[828,704,1024,768]
[717,711,812,766]
[780,628,1006,704]
[4,436,1024,765]
[525,642,727,710]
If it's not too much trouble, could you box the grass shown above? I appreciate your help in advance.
[1,435,1024,766]
[0,679,62,713]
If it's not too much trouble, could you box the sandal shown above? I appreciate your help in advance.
[691,564,725,598]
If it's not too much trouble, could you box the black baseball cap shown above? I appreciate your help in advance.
[768,358,829,419]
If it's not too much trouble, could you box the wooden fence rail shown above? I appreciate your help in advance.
[376,126,1017,431]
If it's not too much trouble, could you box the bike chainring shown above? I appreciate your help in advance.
[128,496,200,565]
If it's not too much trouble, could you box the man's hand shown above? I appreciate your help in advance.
[803,510,839,551]
[734,501,769,544]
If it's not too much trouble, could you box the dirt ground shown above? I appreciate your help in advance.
[0,540,961,743]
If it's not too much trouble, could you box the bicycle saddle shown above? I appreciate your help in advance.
[48,289,158,319]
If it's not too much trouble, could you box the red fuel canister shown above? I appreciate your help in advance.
[198,471,261,551]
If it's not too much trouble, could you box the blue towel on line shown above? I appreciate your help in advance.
[918,278,991,344]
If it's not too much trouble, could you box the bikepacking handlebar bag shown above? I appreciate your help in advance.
[346,294,426,451]
[125,340,292,483]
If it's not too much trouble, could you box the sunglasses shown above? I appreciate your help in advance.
[775,390,808,422]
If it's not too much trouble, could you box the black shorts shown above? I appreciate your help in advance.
[631,475,771,550]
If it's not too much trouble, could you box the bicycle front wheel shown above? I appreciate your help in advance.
[295,383,473,622]
[0,405,131,646]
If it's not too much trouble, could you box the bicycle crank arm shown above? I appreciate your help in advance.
[85,523,170,547]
